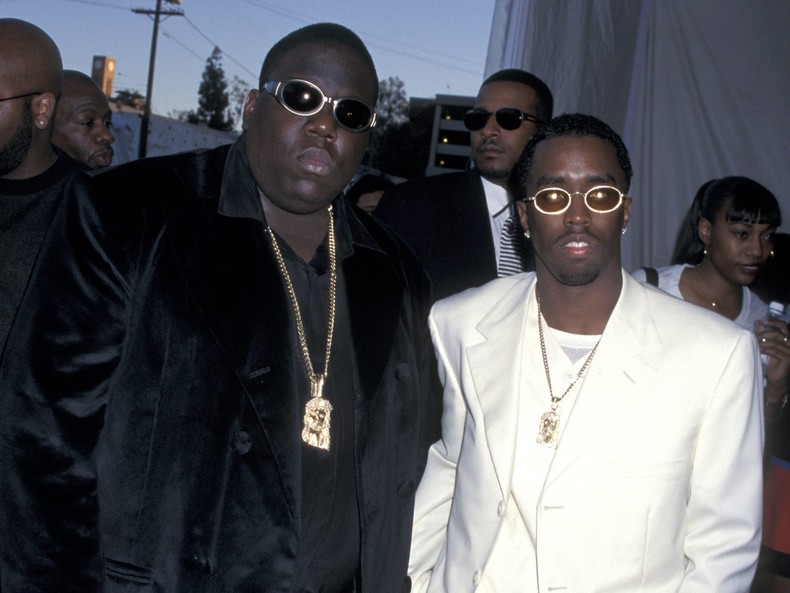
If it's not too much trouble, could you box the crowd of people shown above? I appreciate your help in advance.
[0,16,787,593]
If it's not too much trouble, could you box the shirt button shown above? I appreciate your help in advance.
[497,500,505,517]
[233,430,252,455]
[472,570,480,586]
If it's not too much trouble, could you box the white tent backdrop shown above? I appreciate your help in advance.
[485,0,790,271]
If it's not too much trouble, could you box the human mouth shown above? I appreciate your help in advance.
[560,236,595,256]
[297,147,334,175]
[475,141,504,157]
[91,148,113,168]
[737,263,762,277]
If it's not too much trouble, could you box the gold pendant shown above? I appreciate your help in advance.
[302,376,332,450]
[537,410,560,447]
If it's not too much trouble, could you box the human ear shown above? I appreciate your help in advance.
[241,89,260,131]
[516,199,530,235]
[697,217,712,246]
[31,92,57,129]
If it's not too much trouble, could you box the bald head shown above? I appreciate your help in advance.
[0,19,63,97]
[0,19,63,179]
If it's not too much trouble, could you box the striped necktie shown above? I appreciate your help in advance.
[497,213,524,277]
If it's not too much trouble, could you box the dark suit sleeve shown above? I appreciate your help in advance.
[0,173,133,592]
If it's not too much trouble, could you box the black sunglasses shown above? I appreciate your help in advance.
[463,108,544,131]
[262,79,377,133]
[0,90,44,103]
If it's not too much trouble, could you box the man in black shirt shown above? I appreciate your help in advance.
[0,18,82,352]
[0,22,432,593]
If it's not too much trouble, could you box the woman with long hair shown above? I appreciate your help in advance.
[635,176,790,592]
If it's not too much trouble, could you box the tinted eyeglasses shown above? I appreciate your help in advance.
[262,79,377,133]
[0,91,43,103]
[525,186,626,215]
[463,108,544,131]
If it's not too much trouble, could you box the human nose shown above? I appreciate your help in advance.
[478,113,500,137]
[305,102,338,141]
[563,192,591,225]
[96,123,114,145]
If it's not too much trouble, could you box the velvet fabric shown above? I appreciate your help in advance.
[0,140,432,593]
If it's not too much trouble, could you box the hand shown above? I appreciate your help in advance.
[755,318,790,402]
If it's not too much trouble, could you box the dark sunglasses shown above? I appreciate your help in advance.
[262,79,377,133]
[463,108,544,131]
[0,91,44,103]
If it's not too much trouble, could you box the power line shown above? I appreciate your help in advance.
[182,16,258,78]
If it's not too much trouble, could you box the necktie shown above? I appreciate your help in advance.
[497,214,524,277]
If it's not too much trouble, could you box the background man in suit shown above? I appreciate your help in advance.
[374,69,553,302]
[409,113,763,592]
[0,18,82,353]
[0,23,432,593]
[52,70,115,170]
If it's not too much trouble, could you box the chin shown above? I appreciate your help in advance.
[556,268,601,286]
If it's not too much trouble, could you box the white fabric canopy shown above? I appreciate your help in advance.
[485,0,790,271]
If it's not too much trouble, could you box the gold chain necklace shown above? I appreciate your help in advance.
[535,294,601,447]
[266,205,337,451]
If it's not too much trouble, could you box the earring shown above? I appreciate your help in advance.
[621,227,627,236]
[36,118,45,127]
[524,230,531,239]
[703,246,708,256]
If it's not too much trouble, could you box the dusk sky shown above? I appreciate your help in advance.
[3,0,496,117]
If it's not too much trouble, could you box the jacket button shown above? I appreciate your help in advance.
[233,430,252,454]
[394,364,410,381]
[497,500,505,517]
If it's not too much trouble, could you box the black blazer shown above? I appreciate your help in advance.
[0,142,432,593]
[374,169,532,302]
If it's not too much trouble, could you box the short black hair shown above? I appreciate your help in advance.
[672,176,782,265]
[512,113,632,199]
[259,23,378,102]
[482,69,553,124]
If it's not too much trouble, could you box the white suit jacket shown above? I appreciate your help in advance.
[410,271,763,593]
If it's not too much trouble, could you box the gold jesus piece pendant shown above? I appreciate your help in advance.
[537,410,560,447]
[302,377,332,450]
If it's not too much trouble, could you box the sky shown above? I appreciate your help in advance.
[2,0,496,119]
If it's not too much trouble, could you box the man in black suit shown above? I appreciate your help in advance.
[375,69,553,302]
[0,23,431,593]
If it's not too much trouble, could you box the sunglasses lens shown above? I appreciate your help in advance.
[281,81,323,114]
[535,189,570,213]
[463,110,489,131]
[494,109,523,130]
[335,99,373,131]
[586,187,622,212]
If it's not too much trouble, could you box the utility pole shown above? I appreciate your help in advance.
[133,0,184,159]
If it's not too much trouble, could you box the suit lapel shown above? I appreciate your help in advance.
[164,149,302,519]
[465,275,535,496]
[453,172,496,273]
[543,275,663,487]
[342,206,404,397]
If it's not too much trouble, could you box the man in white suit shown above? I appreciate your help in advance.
[409,113,764,593]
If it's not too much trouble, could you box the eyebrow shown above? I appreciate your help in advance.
[534,173,618,186]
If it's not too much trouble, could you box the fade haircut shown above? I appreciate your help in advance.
[672,176,782,265]
[258,23,378,102]
[482,69,553,124]
[512,113,633,200]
